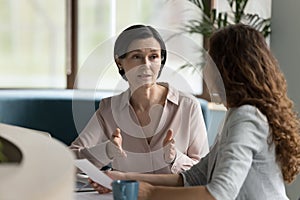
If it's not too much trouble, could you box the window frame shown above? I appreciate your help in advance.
[66,0,78,89]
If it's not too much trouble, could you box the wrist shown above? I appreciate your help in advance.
[139,182,155,200]
[147,184,156,200]
[165,152,177,164]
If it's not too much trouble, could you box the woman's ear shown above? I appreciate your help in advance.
[115,54,122,69]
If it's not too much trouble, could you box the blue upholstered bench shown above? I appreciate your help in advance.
[0,89,209,145]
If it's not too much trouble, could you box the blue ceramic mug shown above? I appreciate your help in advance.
[112,180,139,200]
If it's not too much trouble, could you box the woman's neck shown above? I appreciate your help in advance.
[129,83,167,112]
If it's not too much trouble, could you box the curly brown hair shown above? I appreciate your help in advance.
[208,24,300,183]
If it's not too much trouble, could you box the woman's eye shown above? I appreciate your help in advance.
[149,54,160,61]
[132,55,141,59]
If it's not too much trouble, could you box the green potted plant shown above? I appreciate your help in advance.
[182,0,271,100]
[184,0,271,39]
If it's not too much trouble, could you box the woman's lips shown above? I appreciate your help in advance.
[138,74,152,79]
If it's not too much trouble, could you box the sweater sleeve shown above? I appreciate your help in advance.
[180,151,210,186]
[206,106,268,200]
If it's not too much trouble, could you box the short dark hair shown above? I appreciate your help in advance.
[114,24,167,79]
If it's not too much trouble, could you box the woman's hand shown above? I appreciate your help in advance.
[163,129,176,164]
[88,178,112,194]
[138,181,155,200]
[106,128,127,159]
[88,170,127,194]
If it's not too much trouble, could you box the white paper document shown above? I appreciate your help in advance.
[74,159,113,190]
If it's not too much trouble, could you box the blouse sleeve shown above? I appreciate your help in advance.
[170,99,209,173]
[69,101,112,168]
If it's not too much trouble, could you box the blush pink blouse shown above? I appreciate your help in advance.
[70,83,209,174]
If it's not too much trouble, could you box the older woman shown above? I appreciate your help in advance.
[70,24,209,174]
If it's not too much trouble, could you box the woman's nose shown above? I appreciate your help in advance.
[141,57,151,67]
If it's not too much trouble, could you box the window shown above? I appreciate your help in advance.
[0,0,66,88]
[0,0,203,93]
[0,0,271,93]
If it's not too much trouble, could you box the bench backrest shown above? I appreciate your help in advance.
[0,89,209,145]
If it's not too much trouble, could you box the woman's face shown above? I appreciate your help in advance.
[116,37,162,90]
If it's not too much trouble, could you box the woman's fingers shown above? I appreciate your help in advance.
[95,184,112,194]
[163,129,174,146]
[88,178,112,194]
[108,128,127,158]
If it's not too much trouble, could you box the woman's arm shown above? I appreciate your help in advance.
[107,170,183,187]
[90,171,215,200]
[92,166,216,200]
[89,170,183,194]
[140,183,215,200]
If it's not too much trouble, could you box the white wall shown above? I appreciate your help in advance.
[271,0,300,111]
[271,1,300,200]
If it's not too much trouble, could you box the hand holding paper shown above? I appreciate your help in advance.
[74,159,113,190]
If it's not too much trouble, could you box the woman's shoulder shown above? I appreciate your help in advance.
[98,90,129,109]
[177,91,203,111]
[227,105,268,125]
[178,91,200,105]
[162,83,199,103]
